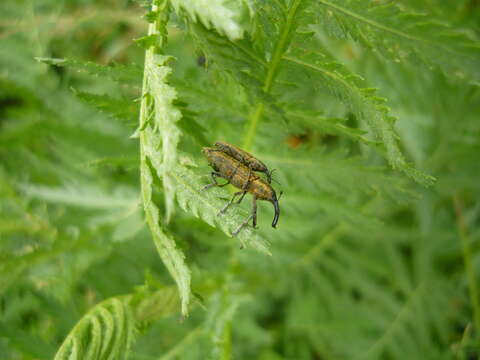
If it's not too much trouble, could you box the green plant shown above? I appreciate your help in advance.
[1,0,479,359]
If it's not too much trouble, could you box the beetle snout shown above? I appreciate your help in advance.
[271,192,280,228]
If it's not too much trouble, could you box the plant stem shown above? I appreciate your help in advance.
[242,0,303,150]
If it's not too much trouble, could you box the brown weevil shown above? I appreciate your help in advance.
[213,141,274,183]
[202,145,280,236]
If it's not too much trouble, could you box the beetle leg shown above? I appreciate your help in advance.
[251,196,258,228]
[202,171,229,190]
[231,167,251,205]
[219,166,251,214]
[232,214,253,237]
[204,160,242,191]
[236,191,247,204]
[232,196,258,237]
[219,191,245,214]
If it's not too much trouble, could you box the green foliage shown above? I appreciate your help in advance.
[313,0,480,83]
[54,286,180,359]
[54,297,136,360]
[138,0,191,317]
[281,47,433,184]
[1,0,480,359]
[169,0,244,40]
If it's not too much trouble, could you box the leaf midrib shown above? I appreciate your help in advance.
[242,0,304,151]
[317,0,471,60]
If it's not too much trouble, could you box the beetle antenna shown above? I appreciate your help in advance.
[269,169,282,186]
[266,169,273,183]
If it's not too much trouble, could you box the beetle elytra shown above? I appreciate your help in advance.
[213,141,274,183]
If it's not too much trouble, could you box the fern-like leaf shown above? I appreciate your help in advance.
[314,0,480,82]
[205,290,249,360]
[140,54,182,222]
[54,286,181,360]
[21,183,138,210]
[132,286,180,324]
[189,23,285,122]
[169,0,243,40]
[54,298,135,360]
[282,46,434,185]
[36,57,143,85]
[75,92,138,124]
[138,1,191,317]
[242,0,308,150]
[285,109,376,146]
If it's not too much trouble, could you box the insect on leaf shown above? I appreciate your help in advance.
[172,164,272,255]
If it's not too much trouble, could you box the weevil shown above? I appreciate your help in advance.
[202,146,280,236]
[213,141,274,183]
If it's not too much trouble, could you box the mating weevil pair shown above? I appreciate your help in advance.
[202,141,281,236]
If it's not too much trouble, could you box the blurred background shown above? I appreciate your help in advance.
[1,0,479,359]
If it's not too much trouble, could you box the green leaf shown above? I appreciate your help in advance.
[144,10,159,23]
[138,1,191,317]
[54,287,181,360]
[134,34,161,49]
[35,57,143,84]
[21,183,138,210]
[141,53,182,221]
[313,0,480,82]
[285,109,376,146]
[140,155,191,317]
[241,0,308,150]
[74,92,138,123]
[173,99,209,146]
[170,0,244,40]
[205,290,249,360]
[132,286,180,324]
[54,298,136,360]
[282,48,435,185]
[189,23,285,122]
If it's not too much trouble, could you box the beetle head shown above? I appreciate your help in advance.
[202,147,220,171]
